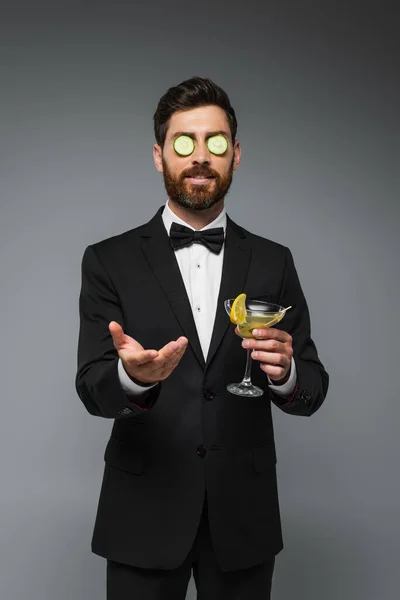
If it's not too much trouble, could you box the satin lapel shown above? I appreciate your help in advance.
[205,215,252,370]
[139,206,205,369]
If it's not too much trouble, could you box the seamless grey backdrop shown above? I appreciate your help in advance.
[1,2,399,599]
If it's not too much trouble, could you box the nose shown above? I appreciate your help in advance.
[191,141,211,164]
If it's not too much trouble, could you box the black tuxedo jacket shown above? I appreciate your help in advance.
[75,205,329,572]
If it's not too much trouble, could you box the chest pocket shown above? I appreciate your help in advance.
[104,437,145,475]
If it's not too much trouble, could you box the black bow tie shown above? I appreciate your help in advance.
[169,222,225,254]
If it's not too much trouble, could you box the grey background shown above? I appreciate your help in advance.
[1,1,399,599]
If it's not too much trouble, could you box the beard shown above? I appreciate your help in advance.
[162,157,234,211]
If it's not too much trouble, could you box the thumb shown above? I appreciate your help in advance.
[109,321,125,349]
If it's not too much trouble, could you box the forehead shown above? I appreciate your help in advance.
[166,105,231,139]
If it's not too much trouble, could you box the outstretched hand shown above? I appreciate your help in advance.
[109,321,188,385]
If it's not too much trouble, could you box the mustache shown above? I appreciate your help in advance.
[182,168,218,178]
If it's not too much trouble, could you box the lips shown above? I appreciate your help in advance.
[185,176,215,184]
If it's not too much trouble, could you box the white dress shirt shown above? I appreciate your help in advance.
[118,200,297,398]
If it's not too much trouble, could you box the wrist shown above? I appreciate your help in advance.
[127,374,155,388]
[269,367,291,386]
[122,363,155,388]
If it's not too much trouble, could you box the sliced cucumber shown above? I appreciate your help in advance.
[174,135,194,156]
[207,134,228,155]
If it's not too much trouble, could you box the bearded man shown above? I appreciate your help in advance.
[76,76,329,600]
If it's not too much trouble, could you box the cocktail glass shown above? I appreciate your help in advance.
[224,298,288,397]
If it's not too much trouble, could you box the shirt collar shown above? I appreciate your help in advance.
[162,199,227,234]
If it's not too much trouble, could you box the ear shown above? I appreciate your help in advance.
[232,139,241,171]
[153,144,163,173]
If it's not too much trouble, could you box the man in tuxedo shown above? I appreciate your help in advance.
[75,76,329,600]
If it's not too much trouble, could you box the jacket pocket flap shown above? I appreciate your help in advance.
[252,444,277,473]
[104,437,144,474]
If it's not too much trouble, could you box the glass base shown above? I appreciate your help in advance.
[227,382,264,397]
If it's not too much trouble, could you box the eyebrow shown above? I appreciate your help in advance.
[171,130,230,141]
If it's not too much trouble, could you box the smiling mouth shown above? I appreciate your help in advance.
[185,175,215,180]
[185,176,215,185]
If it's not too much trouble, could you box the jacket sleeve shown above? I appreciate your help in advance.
[269,247,329,416]
[75,244,161,419]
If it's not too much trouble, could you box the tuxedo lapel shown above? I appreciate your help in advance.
[205,215,251,369]
[139,206,252,372]
[139,206,206,369]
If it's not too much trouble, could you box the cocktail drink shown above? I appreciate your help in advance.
[224,294,290,397]
[237,312,284,339]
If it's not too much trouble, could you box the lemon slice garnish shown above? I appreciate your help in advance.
[230,293,247,325]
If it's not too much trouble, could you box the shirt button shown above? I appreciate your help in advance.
[203,390,214,401]
[197,263,201,269]
[197,444,207,458]
[197,307,201,312]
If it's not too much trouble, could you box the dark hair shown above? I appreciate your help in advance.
[153,76,237,148]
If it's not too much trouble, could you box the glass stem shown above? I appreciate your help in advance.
[241,348,253,386]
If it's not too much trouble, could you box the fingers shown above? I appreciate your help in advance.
[109,322,158,364]
[260,362,290,381]
[160,337,188,360]
[244,341,293,365]
[154,337,188,379]
[234,326,291,344]
[252,328,292,343]
[242,338,287,352]
[131,337,188,375]
[109,321,125,348]
[250,350,289,366]
[251,350,291,382]
[133,349,159,365]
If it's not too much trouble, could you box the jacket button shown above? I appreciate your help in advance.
[117,406,133,416]
[203,390,214,401]
[197,444,207,458]
[300,389,312,402]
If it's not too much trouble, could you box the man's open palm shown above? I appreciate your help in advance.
[109,321,188,384]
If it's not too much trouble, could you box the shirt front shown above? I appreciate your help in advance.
[162,199,226,361]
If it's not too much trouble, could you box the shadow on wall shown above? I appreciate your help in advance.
[272,513,380,600]
[11,502,106,600]
[50,505,105,600]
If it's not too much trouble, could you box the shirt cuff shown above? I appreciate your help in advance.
[267,357,297,398]
[118,358,159,396]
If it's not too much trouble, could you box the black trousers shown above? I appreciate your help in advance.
[106,493,275,600]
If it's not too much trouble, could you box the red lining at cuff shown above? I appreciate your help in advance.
[273,382,298,407]
[129,397,154,411]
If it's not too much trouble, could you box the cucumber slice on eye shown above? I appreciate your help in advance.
[207,134,228,155]
[174,135,194,156]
